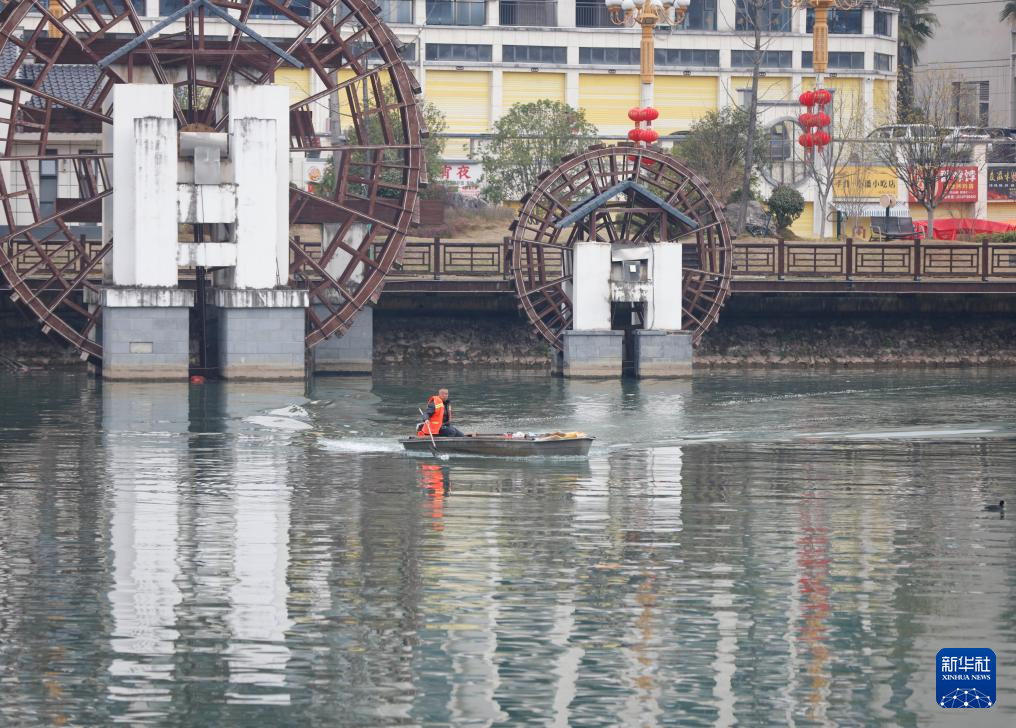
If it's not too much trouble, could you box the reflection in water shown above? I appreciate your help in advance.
[1,368,1015,725]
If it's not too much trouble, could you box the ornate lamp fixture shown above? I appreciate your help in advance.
[603,0,692,145]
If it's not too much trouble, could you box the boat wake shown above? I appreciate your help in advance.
[318,437,402,454]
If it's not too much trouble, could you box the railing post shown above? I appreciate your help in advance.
[913,235,921,281]
[777,237,785,280]
[433,236,441,280]
[982,238,991,280]
[845,237,853,280]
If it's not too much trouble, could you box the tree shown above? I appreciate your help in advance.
[767,186,805,231]
[478,100,597,204]
[897,0,938,118]
[733,0,775,235]
[875,74,971,234]
[802,89,871,238]
[674,107,765,204]
[315,87,447,199]
[1002,0,1016,20]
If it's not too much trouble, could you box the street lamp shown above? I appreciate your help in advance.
[603,0,691,140]
[787,0,863,149]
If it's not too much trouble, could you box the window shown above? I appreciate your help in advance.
[875,53,893,72]
[735,0,791,32]
[377,0,414,24]
[426,0,486,26]
[655,48,720,67]
[502,45,566,64]
[349,42,417,63]
[801,51,865,70]
[731,50,792,69]
[579,47,640,65]
[576,1,611,28]
[953,81,990,126]
[806,8,862,34]
[425,44,492,62]
[499,1,557,27]
[678,0,717,31]
[874,11,893,37]
[39,149,57,219]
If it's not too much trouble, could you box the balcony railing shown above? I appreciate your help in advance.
[576,3,613,28]
[499,1,557,27]
[378,0,414,24]
[426,0,486,26]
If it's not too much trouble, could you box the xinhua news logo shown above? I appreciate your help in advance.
[936,648,996,709]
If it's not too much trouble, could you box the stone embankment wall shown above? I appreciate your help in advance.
[5,292,1016,369]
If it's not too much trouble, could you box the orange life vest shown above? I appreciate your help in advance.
[417,395,448,437]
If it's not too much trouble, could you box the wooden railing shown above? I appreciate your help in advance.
[733,239,1016,280]
[6,237,1016,289]
[391,238,509,277]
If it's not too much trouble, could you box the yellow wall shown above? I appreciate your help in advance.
[732,76,792,103]
[654,76,718,132]
[502,72,566,109]
[987,202,1016,223]
[276,67,311,103]
[790,202,814,238]
[804,76,863,117]
[426,70,491,157]
[579,73,641,133]
[873,79,893,125]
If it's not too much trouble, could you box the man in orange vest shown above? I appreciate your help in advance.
[417,388,464,438]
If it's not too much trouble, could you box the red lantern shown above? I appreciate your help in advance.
[799,90,815,107]
[799,113,813,128]
[814,131,831,146]
[643,128,659,143]
[628,128,642,141]
[628,107,642,122]
[799,133,814,148]
[643,107,660,121]
[814,89,832,105]
[816,112,831,127]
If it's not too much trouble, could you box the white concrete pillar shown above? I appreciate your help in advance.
[648,242,682,330]
[572,241,612,331]
[491,68,503,121]
[111,84,177,287]
[229,85,290,287]
[559,0,576,28]
[232,117,281,288]
[717,0,737,31]
[565,69,580,108]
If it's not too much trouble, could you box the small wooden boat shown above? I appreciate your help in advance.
[400,432,594,458]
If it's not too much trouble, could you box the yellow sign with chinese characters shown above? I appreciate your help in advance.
[833,166,899,199]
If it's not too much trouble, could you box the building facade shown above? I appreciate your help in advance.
[916,1,1013,129]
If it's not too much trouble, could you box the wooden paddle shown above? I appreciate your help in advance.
[418,407,443,459]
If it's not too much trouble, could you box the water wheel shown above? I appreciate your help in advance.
[508,143,732,349]
[0,0,422,361]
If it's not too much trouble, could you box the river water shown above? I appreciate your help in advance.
[0,368,1014,727]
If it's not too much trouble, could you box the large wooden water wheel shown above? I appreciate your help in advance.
[509,143,732,349]
[0,0,422,360]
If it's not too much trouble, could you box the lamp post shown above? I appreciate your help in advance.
[604,0,691,121]
[788,0,862,150]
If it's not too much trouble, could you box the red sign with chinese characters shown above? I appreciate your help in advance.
[908,165,978,203]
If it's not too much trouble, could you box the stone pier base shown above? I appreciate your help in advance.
[635,330,693,378]
[213,288,308,380]
[86,287,194,380]
[562,330,624,378]
[313,305,372,374]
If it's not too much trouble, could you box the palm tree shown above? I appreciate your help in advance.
[1002,1,1016,21]
[896,0,939,119]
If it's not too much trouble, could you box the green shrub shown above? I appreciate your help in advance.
[767,186,805,231]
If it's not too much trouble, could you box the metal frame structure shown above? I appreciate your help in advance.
[0,0,423,360]
[508,143,732,348]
